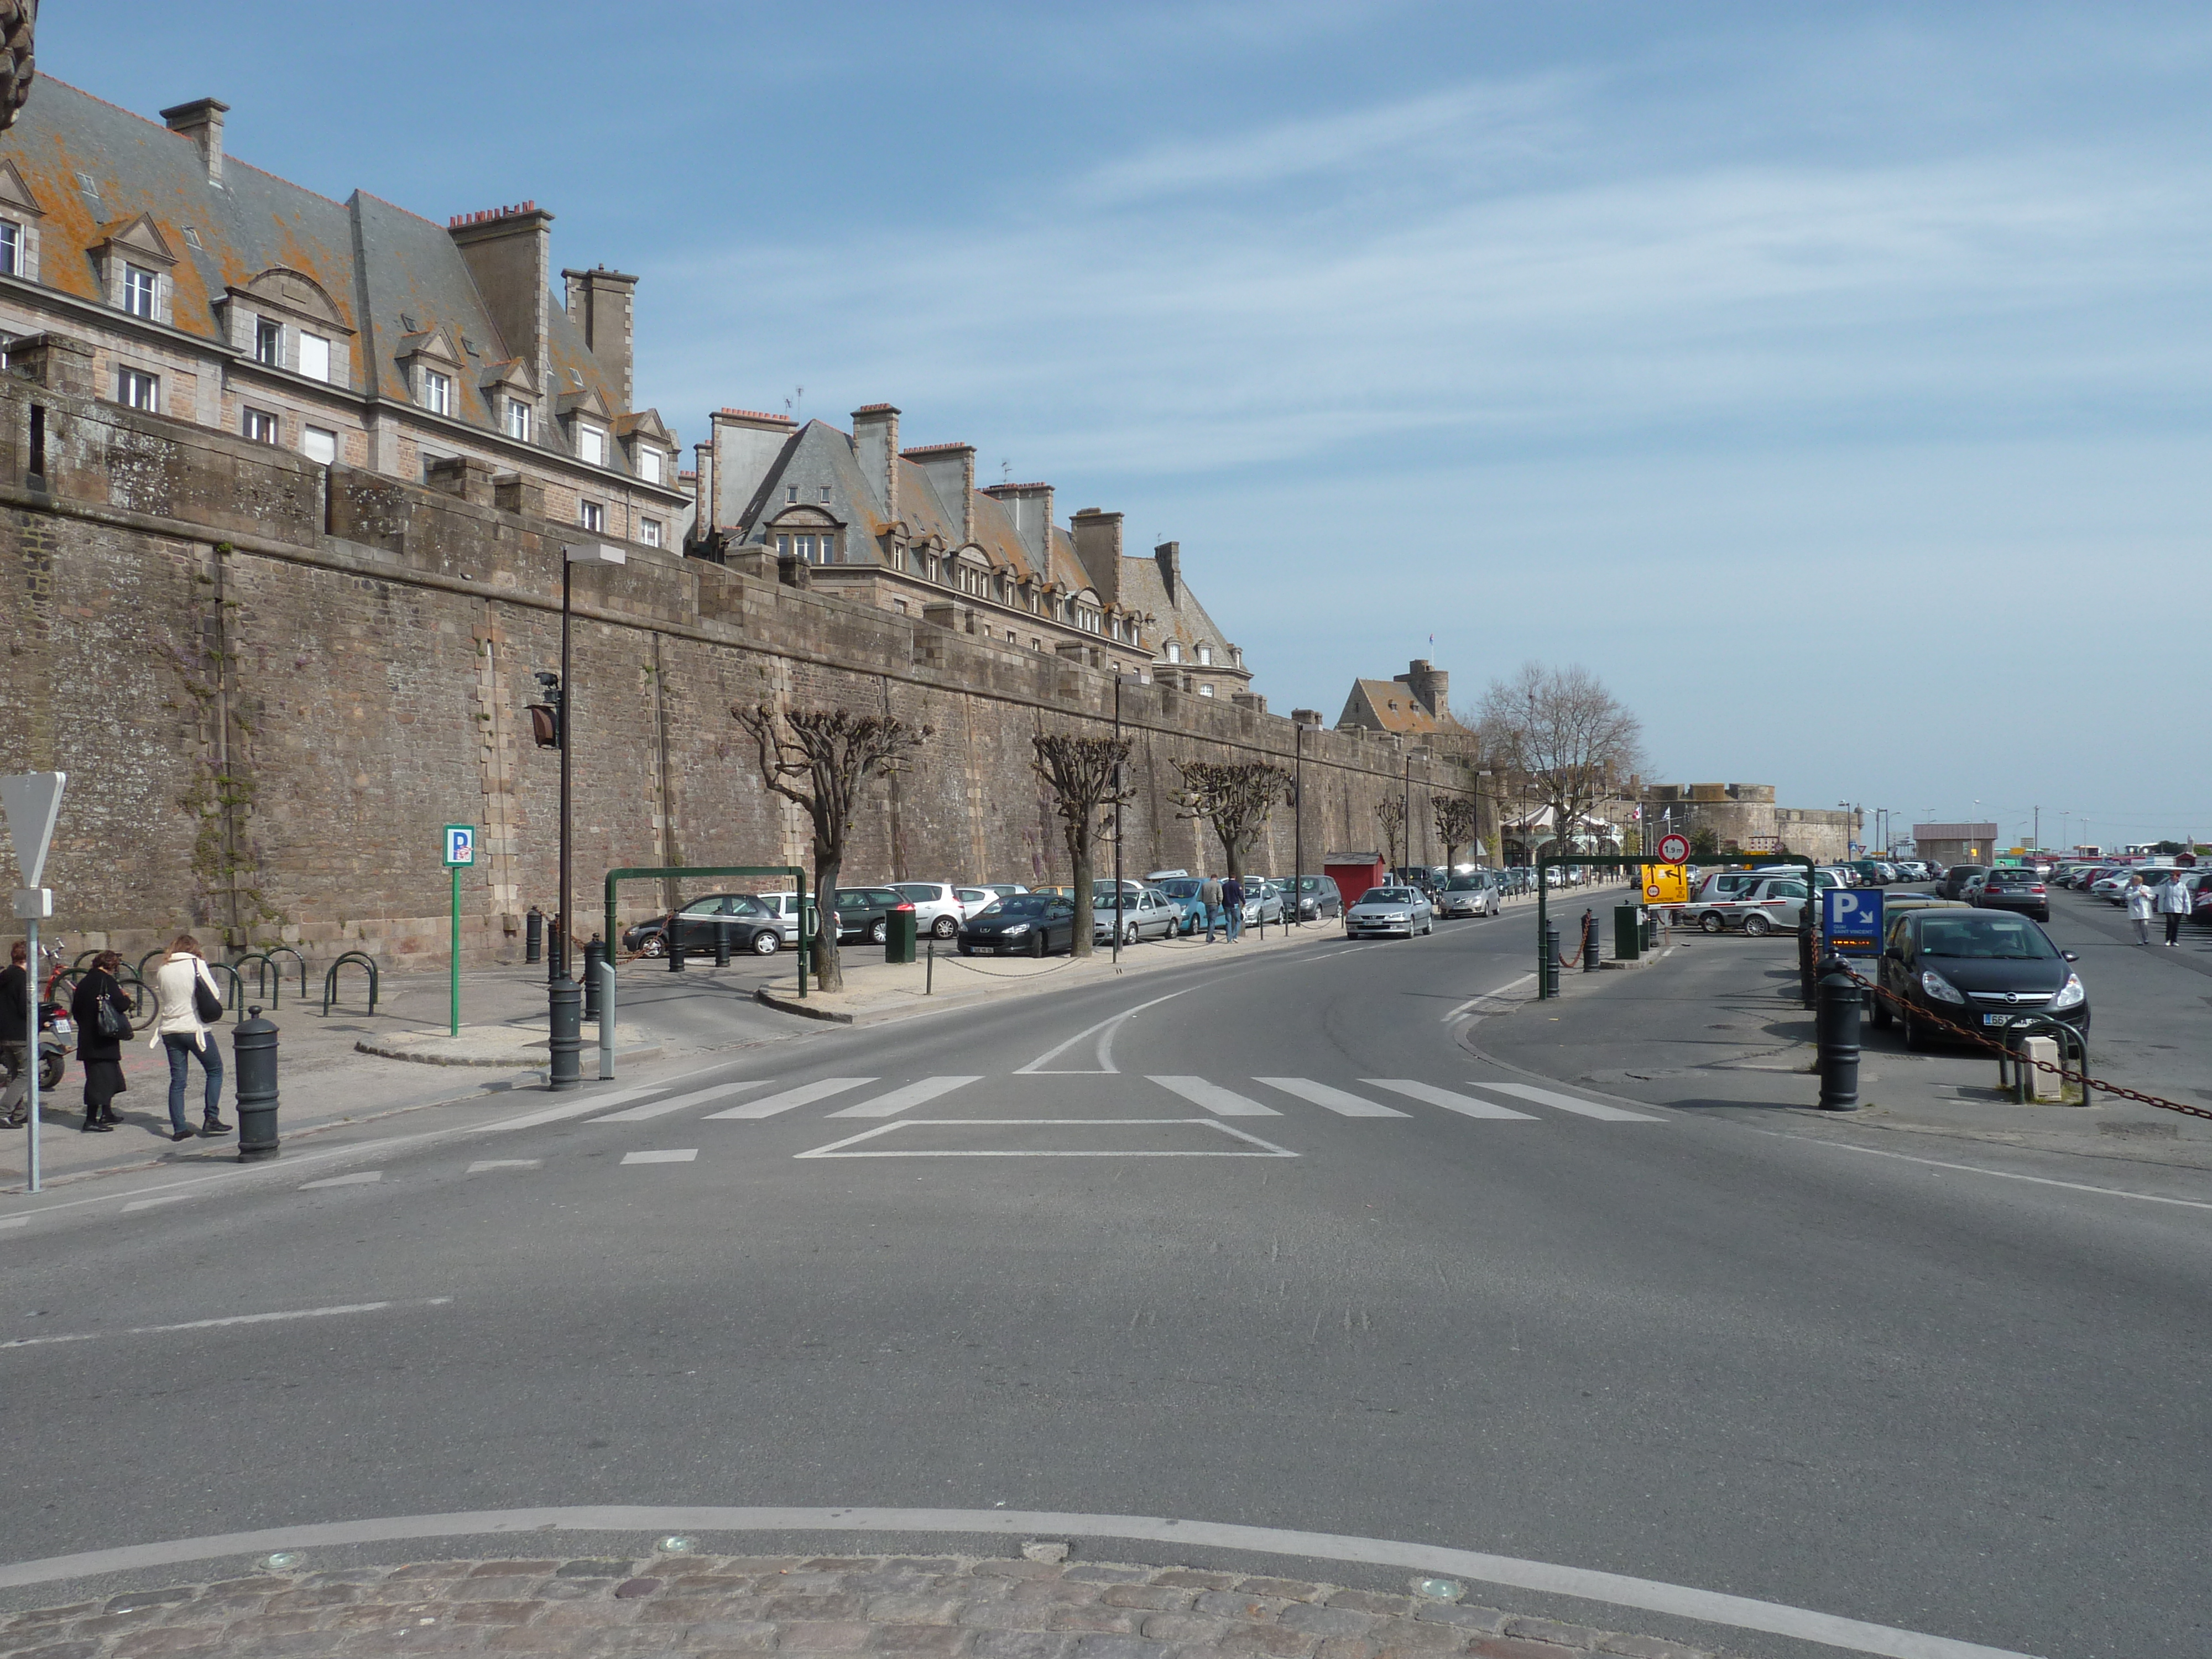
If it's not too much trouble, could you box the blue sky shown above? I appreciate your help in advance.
[56,3,2212,852]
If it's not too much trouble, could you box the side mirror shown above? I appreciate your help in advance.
[2063,951,2079,962]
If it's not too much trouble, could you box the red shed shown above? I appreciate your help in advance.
[1324,852,1388,912]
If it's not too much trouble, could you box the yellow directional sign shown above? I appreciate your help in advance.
[1641,863,1688,904]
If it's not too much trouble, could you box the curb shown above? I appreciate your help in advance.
[754,986,853,1024]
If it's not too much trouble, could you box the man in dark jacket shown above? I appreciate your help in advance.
[1,940,28,1127]
[1221,875,1245,942]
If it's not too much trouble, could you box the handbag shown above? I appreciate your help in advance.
[94,992,128,1041]
[190,963,223,1025]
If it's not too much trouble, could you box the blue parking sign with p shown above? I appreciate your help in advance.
[1824,888,1882,956]
[443,823,476,867]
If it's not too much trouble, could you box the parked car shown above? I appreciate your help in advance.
[1093,884,1180,945]
[1970,866,2051,922]
[958,891,1080,956]
[1288,874,1345,920]
[1345,885,1436,938]
[1237,879,1286,927]
[2091,867,2162,904]
[891,882,980,939]
[1849,859,1893,887]
[831,886,914,945]
[622,893,785,958]
[1691,875,1809,936]
[1436,870,1503,917]
[1154,877,1212,933]
[1938,864,1988,900]
[753,891,818,947]
[1872,908,2087,1048]
[978,883,1030,900]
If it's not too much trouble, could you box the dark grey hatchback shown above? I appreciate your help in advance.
[1872,909,2086,1049]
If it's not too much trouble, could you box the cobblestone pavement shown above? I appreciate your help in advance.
[0,1551,1730,1659]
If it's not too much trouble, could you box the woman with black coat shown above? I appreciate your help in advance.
[69,951,132,1133]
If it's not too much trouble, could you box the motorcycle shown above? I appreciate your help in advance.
[36,998,72,1091]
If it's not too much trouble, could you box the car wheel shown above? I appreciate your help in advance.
[1699,911,1726,934]
[750,929,780,956]
[932,916,957,938]
[1122,921,1139,946]
[638,933,666,959]
[1027,931,1045,958]
[870,920,889,945]
[1743,913,1772,937]
[1903,1009,1931,1051]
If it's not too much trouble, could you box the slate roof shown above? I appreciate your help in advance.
[1114,551,1239,669]
[1339,678,1443,734]
[0,76,627,436]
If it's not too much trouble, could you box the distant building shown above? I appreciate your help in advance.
[0,78,686,544]
[1642,784,1858,864]
[1911,822,1999,868]
[1335,659,1470,748]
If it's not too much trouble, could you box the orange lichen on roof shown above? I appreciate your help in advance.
[901,441,972,456]
[719,407,795,422]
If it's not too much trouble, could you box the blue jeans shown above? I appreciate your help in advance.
[163,1034,223,1131]
[1224,905,1243,941]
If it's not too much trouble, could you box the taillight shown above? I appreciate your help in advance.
[895,902,915,912]
[2030,885,2046,894]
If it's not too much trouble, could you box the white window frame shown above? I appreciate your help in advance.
[505,399,531,441]
[122,263,158,320]
[577,425,606,466]
[302,426,338,466]
[1165,641,1182,664]
[243,407,279,445]
[298,332,331,382]
[1198,644,1212,665]
[578,499,606,533]
[118,367,159,412]
[637,446,663,484]
[640,518,663,548]
[253,317,283,367]
[0,220,19,278]
[421,368,453,417]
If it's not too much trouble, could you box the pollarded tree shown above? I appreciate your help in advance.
[1432,793,1481,871]
[1175,759,1292,883]
[1374,796,1407,868]
[732,702,927,992]
[1031,732,1134,958]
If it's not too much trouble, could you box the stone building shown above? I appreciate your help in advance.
[1911,822,1999,869]
[1640,784,1858,865]
[691,405,1255,702]
[0,79,687,548]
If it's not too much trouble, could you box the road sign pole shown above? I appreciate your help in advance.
[23,912,37,1193]
[450,863,461,1037]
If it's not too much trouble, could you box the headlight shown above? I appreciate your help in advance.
[1920,969,1965,1005]
[2051,972,2086,1010]
[1003,924,1030,936]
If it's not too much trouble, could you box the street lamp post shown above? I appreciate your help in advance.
[549,539,626,1089]
[1112,674,1125,964]
[1293,717,1305,928]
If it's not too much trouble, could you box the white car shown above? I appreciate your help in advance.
[1346,885,1436,938]
[753,891,821,946]
[1435,871,1502,917]
[1691,876,1808,936]
[891,882,982,940]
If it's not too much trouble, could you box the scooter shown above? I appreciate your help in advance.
[36,998,71,1091]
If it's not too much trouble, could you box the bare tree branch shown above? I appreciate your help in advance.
[1172,760,1291,881]
[1477,664,1644,862]
[1373,796,1406,869]
[1432,793,1481,870]
[1031,733,1134,957]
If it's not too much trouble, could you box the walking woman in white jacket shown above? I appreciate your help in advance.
[2125,875,2156,945]
[150,935,231,1142]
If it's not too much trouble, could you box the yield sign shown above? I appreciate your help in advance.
[0,771,66,887]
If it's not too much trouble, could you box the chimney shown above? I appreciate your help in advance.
[448,204,556,404]
[1070,508,1123,607]
[708,408,798,533]
[693,440,714,534]
[1154,540,1181,606]
[160,98,229,184]
[852,404,900,522]
[1400,659,1449,723]
[561,265,639,410]
[902,442,975,544]
[984,481,1055,575]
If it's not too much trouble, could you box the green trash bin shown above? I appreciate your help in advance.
[1614,904,1641,962]
[885,905,918,964]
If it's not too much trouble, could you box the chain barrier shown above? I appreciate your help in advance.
[1830,956,2212,1122]
[933,950,1085,981]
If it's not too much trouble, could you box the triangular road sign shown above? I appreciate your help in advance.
[0,771,66,888]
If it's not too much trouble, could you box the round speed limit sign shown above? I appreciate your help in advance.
[1657,833,1691,864]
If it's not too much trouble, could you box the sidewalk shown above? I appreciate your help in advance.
[1467,931,2212,1172]
[0,1547,1734,1659]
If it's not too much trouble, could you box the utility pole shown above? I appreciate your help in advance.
[2032,805,2039,852]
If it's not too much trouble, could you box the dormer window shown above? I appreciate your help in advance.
[298,333,331,382]
[421,369,453,416]
[1166,641,1182,664]
[0,222,19,277]
[1198,644,1212,666]
[505,399,531,441]
[637,447,663,484]
[577,425,606,466]
[123,264,158,319]
[253,317,282,366]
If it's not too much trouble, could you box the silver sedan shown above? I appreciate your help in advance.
[1345,885,1436,938]
[1435,873,1501,918]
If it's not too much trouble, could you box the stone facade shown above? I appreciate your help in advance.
[0,368,1471,967]
[1641,783,1857,864]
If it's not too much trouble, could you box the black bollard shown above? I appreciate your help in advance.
[668,937,687,973]
[1582,909,1598,972]
[233,1006,281,1162]
[524,906,543,966]
[1815,957,1862,1110]
[1543,919,1561,998]
[547,978,583,1090]
[713,923,731,968]
[1797,922,1815,1009]
[547,912,565,984]
[582,938,604,1021]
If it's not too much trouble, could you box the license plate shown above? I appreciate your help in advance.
[1982,1013,2027,1026]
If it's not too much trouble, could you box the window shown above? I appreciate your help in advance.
[298,333,331,382]
[254,317,283,366]
[118,368,159,411]
[1165,641,1182,664]
[785,485,797,504]
[1197,644,1212,666]
[797,535,816,561]
[243,408,279,445]
[123,264,158,319]
[302,426,337,466]
[0,220,24,275]
[818,486,831,503]
[421,368,453,416]
[578,500,604,532]
[820,533,837,562]
[891,544,908,572]
[638,447,663,484]
[1199,685,1215,697]
[505,399,531,441]
[577,425,605,466]
[776,535,791,556]
[640,518,663,548]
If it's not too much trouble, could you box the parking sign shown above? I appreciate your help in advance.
[1823,887,1883,956]
[443,823,476,867]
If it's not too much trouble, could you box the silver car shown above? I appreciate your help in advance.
[1093,885,1180,945]
[1237,879,1286,927]
[1435,871,1501,918]
[1345,885,1435,938]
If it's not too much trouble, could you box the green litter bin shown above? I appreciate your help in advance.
[885,906,918,964]
[1613,904,1641,962]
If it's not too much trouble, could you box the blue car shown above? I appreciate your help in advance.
[1153,878,1212,935]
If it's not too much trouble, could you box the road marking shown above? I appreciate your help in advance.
[0,1506,2039,1659]
[620,1149,698,1165]
[0,1297,453,1353]
[796,1119,1298,1159]
[1468,1081,1665,1123]
[472,1078,703,1134]
[591,1081,771,1122]
[0,1216,27,1229]
[1802,1135,2212,1211]
[825,1077,983,1118]
[1146,1077,1282,1117]
[465,1160,540,1174]
[0,1136,425,1220]
[119,1194,192,1213]
[704,1078,874,1119]
[1253,1078,1410,1118]
[299,1170,383,1189]
[1442,973,1536,1021]
[1016,989,1194,1074]
[1361,1080,1537,1120]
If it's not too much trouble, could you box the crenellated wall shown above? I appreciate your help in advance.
[0,359,1474,968]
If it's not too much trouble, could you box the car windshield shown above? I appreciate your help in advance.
[1444,875,1486,890]
[991,895,1051,917]
[1918,915,2058,959]
[1159,880,1203,898]
[1360,888,1413,904]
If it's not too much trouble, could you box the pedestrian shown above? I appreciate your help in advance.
[1199,874,1224,943]
[0,940,29,1128]
[2126,874,2154,945]
[2154,869,2192,947]
[1222,875,1245,942]
[150,934,230,1141]
[70,951,132,1133]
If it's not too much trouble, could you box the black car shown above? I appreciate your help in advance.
[623,893,783,958]
[1938,864,1987,900]
[1286,875,1344,921]
[957,891,1079,956]
[832,887,914,945]
[1872,908,2086,1049]
[1971,866,2050,922]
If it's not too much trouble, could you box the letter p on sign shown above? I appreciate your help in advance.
[444,823,476,867]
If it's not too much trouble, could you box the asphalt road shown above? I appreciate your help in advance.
[3,894,2206,1659]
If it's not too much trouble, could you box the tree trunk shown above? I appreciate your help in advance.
[1069,827,1094,958]
[1220,830,1244,882]
[1442,840,1460,871]
[812,851,843,992]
